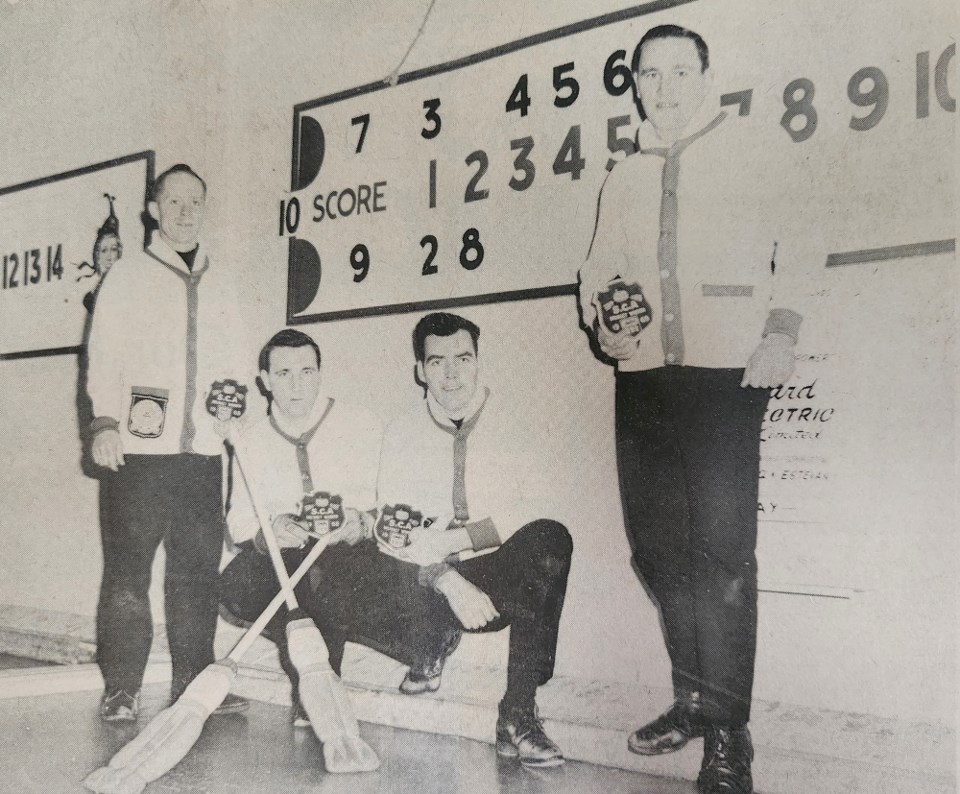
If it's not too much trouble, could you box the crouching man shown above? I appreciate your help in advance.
[217,329,400,722]
[375,312,574,768]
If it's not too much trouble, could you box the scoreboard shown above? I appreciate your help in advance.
[0,152,153,359]
[280,0,955,323]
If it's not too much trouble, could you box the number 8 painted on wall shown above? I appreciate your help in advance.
[459,229,484,270]
[780,77,818,142]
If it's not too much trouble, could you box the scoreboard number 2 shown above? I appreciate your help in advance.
[283,3,954,324]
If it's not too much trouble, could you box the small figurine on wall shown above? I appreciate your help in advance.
[76,193,123,312]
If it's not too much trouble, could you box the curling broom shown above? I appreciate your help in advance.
[82,529,340,794]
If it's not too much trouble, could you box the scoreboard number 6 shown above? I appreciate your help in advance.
[284,7,953,325]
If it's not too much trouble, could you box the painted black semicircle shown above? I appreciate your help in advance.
[288,237,322,316]
[294,116,325,192]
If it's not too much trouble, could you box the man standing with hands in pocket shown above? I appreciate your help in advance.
[579,24,806,794]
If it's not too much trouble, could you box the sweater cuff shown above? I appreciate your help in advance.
[418,562,454,590]
[362,509,377,540]
[763,309,802,342]
[464,518,501,552]
[90,416,119,436]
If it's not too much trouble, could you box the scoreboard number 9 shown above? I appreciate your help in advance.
[279,3,954,324]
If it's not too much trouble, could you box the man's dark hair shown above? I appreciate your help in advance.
[412,312,480,362]
[258,328,321,372]
[631,24,710,77]
[152,163,208,201]
[629,25,710,122]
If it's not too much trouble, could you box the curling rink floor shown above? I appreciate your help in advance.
[0,672,695,794]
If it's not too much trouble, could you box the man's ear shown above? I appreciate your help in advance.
[147,201,159,222]
[415,361,425,385]
[259,369,271,394]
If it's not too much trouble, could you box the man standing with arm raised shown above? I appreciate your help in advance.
[579,25,804,794]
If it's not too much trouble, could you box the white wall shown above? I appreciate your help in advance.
[0,0,955,730]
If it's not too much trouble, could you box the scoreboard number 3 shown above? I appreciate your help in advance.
[284,16,954,322]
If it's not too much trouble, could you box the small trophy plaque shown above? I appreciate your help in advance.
[299,491,345,536]
[375,504,425,557]
[597,279,652,336]
[206,379,248,420]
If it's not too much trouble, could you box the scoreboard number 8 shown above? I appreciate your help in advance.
[284,13,954,323]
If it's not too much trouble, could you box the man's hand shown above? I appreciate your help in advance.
[335,508,369,547]
[215,413,250,442]
[402,525,468,567]
[269,513,312,549]
[742,332,796,388]
[592,296,640,360]
[92,429,125,471]
[435,570,499,630]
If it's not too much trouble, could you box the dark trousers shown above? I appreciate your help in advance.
[219,520,573,713]
[219,539,448,689]
[96,454,224,698]
[616,367,768,727]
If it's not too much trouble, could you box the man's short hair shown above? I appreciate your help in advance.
[412,312,480,362]
[152,163,208,201]
[630,24,710,77]
[258,328,322,372]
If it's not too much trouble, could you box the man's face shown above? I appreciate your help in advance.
[635,36,710,138]
[417,330,479,418]
[149,171,206,252]
[262,345,321,420]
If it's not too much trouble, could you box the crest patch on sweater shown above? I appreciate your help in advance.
[376,503,425,555]
[128,386,169,438]
[299,491,344,536]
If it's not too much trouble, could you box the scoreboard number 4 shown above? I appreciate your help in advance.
[282,9,954,323]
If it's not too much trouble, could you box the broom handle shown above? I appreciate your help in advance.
[231,435,306,611]
[226,530,334,662]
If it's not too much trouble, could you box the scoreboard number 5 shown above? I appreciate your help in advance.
[283,5,953,325]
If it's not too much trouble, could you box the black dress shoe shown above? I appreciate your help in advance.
[100,689,139,722]
[628,692,704,755]
[697,726,754,794]
[496,705,565,768]
[399,626,462,695]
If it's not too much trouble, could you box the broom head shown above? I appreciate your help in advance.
[286,617,380,772]
[83,661,236,793]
